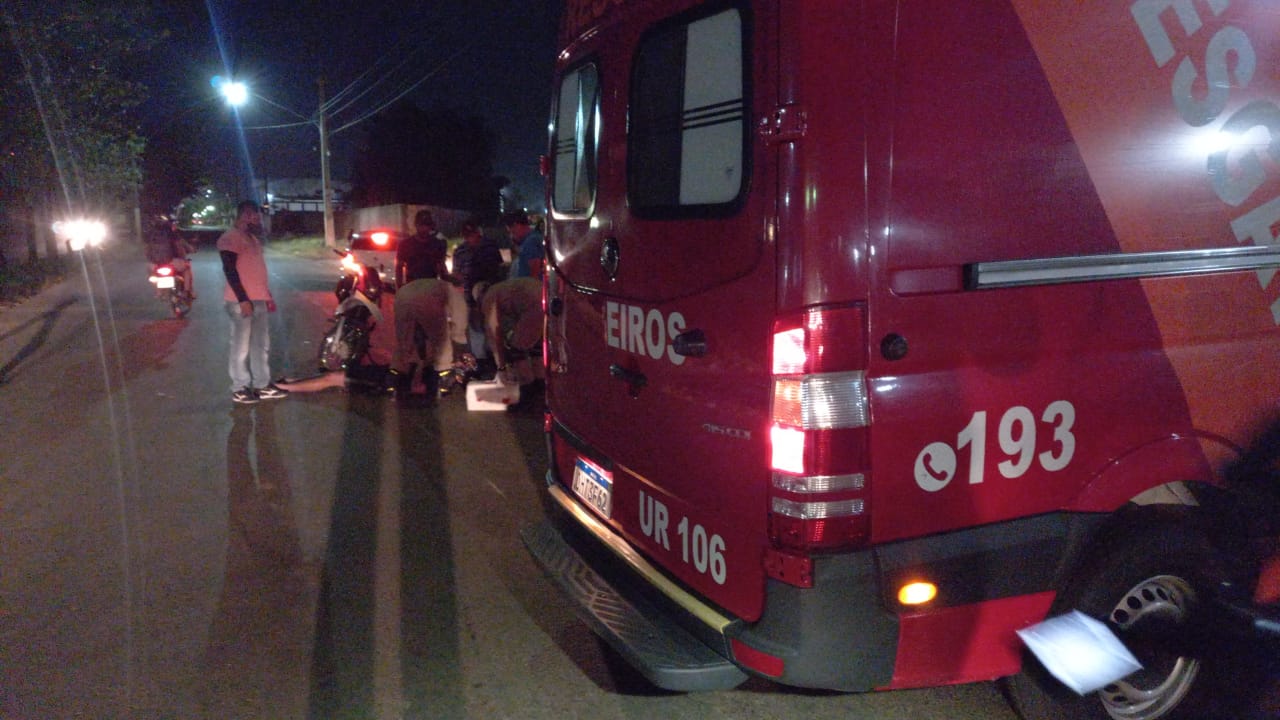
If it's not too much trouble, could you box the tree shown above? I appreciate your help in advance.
[138,120,207,219]
[176,183,235,228]
[1,2,159,259]
[347,101,499,219]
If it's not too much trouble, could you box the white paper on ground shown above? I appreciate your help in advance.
[1016,610,1144,695]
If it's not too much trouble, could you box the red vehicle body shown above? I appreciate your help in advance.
[524,2,1280,718]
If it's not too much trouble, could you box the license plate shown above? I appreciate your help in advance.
[571,458,613,518]
[153,276,175,289]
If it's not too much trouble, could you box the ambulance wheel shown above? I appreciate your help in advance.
[1005,514,1243,720]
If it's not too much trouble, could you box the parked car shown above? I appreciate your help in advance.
[345,228,405,288]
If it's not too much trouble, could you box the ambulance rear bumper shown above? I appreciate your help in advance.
[521,518,749,691]
[522,479,902,692]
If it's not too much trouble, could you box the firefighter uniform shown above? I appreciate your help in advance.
[481,277,543,386]
[392,278,451,381]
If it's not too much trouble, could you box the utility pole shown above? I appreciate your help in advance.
[318,77,336,248]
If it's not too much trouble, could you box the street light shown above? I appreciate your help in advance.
[212,76,336,248]
[220,80,249,107]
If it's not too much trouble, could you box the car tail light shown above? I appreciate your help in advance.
[768,305,870,575]
[371,231,390,246]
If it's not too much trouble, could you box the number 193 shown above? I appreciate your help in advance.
[914,401,1077,492]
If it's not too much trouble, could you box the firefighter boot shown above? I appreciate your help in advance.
[389,364,416,402]
[422,366,440,402]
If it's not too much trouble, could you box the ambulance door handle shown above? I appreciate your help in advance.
[672,329,707,357]
[609,363,648,397]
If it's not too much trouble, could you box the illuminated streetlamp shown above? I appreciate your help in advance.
[212,76,336,247]
[220,80,249,107]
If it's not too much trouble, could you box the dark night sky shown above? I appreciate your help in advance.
[144,1,563,210]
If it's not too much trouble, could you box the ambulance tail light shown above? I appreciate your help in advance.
[768,306,870,563]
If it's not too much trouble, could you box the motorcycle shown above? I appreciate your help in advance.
[318,249,384,372]
[148,262,192,319]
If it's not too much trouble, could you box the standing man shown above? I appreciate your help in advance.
[504,211,544,280]
[389,209,452,399]
[218,201,288,405]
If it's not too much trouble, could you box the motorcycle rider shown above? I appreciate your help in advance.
[146,217,195,299]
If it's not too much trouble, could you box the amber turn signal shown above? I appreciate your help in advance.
[898,582,938,606]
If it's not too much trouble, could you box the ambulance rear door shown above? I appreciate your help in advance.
[545,1,779,622]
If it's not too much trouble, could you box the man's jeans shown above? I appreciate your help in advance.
[225,301,270,391]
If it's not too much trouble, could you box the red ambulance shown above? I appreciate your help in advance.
[523,1,1280,718]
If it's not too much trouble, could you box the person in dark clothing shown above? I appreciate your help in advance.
[146,218,196,299]
[394,209,448,287]
[453,220,504,299]
[452,219,505,377]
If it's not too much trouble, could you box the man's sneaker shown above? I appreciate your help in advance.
[256,383,290,400]
[232,387,259,404]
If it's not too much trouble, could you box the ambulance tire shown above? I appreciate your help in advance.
[1005,514,1247,720]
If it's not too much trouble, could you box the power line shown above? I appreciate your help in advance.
[320,4,502,135]
[321,31,441,115]
[331,42,476,136]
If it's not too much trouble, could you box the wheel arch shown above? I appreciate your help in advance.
[1049,432,1255,606]
[1067,434,1239,513]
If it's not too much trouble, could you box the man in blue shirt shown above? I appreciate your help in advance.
[504,211,544,280]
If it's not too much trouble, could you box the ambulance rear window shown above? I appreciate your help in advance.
[552,63,600,215]
[628,7,747,216]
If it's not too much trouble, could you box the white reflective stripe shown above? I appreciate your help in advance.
[969,245,1280,289]
[771,497,865,519]
[774,371,867,430]
[772,472,865,494]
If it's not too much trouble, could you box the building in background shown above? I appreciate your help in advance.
[254,177,352,237]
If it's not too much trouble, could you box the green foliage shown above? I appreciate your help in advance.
[176,184,236,228]
[0,254,68,304]
[1,1,159,220]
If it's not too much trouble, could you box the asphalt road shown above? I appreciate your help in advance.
[0,243,1019,719]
